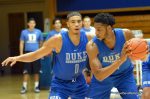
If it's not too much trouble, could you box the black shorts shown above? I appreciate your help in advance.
[23,51,41,74]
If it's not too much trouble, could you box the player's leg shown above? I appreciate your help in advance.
[33,59,41,93]
[141,70,150,99]
[71,75,89,99]
[49,77,71,99]
[71,85,88,99]
[21,62,31,94]
[86,77,113,99]
[115,71,139,99]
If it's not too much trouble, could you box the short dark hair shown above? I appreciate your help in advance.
[94,13,115,26]
[52,17,62,24]
[67,11,82,20]
[27,18,36,23]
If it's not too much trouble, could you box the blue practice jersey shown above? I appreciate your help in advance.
[20,28,43,52]
[81,26,95,35]
[46,28,68,40]
[93,28,133,75]
[142,56,150,71]
[53,31,88,80]
[142,41,150,71]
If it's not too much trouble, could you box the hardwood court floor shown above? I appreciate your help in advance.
[0,75,123,99]
[0,75,49,99]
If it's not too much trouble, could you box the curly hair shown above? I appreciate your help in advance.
[94,13,115,26]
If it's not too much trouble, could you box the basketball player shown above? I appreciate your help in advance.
[81,16,95,35]
[20,18,43,94]
[86,13,139,99]
[2,12,94,99]
[142,54,150,99]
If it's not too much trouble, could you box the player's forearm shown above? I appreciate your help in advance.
[16,47,48,62]
[93,58,125,81]
[16,52,39,62]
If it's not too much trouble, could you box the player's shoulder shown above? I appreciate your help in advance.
[121,28,134,41]
[21,29,28,35]
[48,34,62,45]
[34,28,42,33]
[122,28,132,33]
[45,33,62,47]
[51,33,62,40]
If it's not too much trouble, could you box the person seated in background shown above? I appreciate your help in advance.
[46,17,67,40]
[81,16,95,35]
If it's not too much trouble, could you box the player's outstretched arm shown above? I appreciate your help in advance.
[2,35,62,66]
[86,41,128,81]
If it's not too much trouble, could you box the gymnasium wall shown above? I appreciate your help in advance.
[57,0,150,12]
[114,14,150,38]
[56,0,150,38]
[0,1,47,63]
[1,0,150,63]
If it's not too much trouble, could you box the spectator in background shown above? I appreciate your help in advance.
[19,18,43,94]
[46,17,67,40]
[81,16,95,35]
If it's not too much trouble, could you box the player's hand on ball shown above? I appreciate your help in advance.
[120,42,129,62]
[125,38,149,61]
[1,57,17,66]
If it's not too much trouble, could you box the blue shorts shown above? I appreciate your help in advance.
[142,70,150,88]
[86,69,139,99]
[48,74,88,99]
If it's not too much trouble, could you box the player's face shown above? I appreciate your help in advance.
[54,20,62,30]
[94,22,108,40]
[83,18,91,28]
[28,20,36,30]
[67,16,82,34]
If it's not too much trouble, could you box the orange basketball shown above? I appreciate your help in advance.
[127,38,148,60]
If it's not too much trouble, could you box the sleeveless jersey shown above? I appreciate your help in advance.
[93,28,133,75]
[53,31,88,80]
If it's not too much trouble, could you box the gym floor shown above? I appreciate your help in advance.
[0,75,139,99]
[0,75,49,99]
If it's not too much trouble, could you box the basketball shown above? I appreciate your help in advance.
[127,38,148,60]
